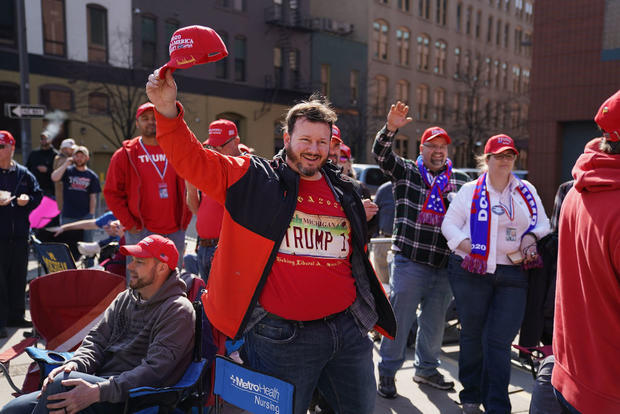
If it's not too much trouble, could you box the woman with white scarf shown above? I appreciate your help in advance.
[441,134,550,414]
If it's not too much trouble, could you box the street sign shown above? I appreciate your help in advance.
[4,103,47,119]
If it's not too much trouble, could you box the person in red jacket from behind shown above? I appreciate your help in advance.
[552,89,620,414]
[103,103,191,276]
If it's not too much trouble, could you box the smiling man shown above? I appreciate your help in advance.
[372,102,470,400]
[145,68,396,414]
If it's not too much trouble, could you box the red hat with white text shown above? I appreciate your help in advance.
[0,131,15,146]
[120,235,179,271]
[159,25,228,79]
[331,125,343,143]
[206,119,238,147]
[484,134,519,155]
[421,126,451,145]
[136,102,155,120]
[595,89,620,142]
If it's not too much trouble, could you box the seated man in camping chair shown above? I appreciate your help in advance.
[1,235,195,414]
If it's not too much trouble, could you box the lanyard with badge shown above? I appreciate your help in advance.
[139,138,169,199]
[492,190,517,242]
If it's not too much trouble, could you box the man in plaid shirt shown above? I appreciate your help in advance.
[373,102,470,399]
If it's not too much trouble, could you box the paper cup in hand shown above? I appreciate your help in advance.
[159,25,228,78]
[0,190,11,202]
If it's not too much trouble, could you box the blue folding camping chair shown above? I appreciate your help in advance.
[213,355,294,414]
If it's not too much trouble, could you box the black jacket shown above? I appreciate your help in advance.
[0,162,43,240]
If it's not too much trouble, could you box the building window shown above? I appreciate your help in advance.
[505,0,510,11]
[416,34,430,71]
[373,20,389,61]
[350,70,359,104]
[273,47,283,88]
[523,31,532,57]
[465,6,472,35]
[377,0,389,4]
[475,10,481,39]
[463,50,471,78]
[395,135,409,158]
[215,31,228,79]
[473,53,480,79]
[374,75,388,116]
[485,57,492,85]
[453,92,460,122]
[454,47,461,77]
[396,79,410,103]
[42,0,66,56]
[320,64,330,97]
[487,15,493,43]
[435,0,447,25]
[40,85,73,111]
[396,27,410,66]
[522,68,530,92]
[496,19,501,46]
[165,19,179,42]
[419,0,430,19]
[515,0,523,17]
[514,26,522,53]
[511,102,519,129]
[87,4,107,63]
[88,92,108,115]
[512,65,520,93]
[141,15,157,68]
[0,0,16,48]
[433,88,445,122]
[501,62,508,90]
[398,0,410,12]
[493,59,500,88]
[504,23,510,48]
[525,1,533,23]
[434,40,447,75]
[234,35,246,81]
[416,84,429,120]
[216,0,246,11]
[456,2,462,32]
[289,49,300,89]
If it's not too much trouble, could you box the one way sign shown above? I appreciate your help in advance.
[4,103,47,119]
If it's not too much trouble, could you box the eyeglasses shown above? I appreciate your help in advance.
[492,152,517,160]
[422,143,448,151]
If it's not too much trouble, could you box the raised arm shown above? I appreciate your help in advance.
[372,101,414,181]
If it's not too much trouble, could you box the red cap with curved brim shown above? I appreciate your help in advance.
[421,126,451,145]
[120,234,179,271]
[0,130,15,146]
[595,89,620,142]
[340,143,352,160]
[159,25,228,79]
[136,102,155,120]
[331,125,343,143]
[484,134,519,155]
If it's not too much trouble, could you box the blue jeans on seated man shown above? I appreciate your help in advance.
[448,254,528,414]
[182,245,216,283]
[0,371,124,414]
[244,310,375,414]
[378,253,452,379]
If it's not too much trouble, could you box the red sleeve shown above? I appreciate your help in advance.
[154,102,250,205]
[103,148,140,231]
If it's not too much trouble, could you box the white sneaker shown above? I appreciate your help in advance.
[78,241,100,256]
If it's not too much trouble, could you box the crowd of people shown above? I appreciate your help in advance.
[0,72,618,413]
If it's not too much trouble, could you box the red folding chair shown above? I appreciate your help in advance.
[0,269,124,395]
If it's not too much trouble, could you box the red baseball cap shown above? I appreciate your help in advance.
[484,134,519,155]
[120,234,179,271]
[594,89,620,142]
[207,119,238,147]
[340,143,352,160]
[331,125,343,143]
[136,102,155,120]
[421,126,451,145]
[159,25,228,79]
[0,130,15,146]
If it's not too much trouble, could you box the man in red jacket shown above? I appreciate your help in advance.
[552,89,620,414]
[103,103,191,274]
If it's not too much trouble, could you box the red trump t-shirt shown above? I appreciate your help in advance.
[259,175,356,320]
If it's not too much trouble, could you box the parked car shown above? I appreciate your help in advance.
[352,163,389,195]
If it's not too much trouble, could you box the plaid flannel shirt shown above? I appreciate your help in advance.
[372,125,470,268]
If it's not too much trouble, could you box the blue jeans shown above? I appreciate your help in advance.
[182,245,216,283]
[244,310,375,414]
[125,228,185,284]
[1,371,123,414]
[378,253,453,378]
[448,254,528,414]
[530,356,562,414]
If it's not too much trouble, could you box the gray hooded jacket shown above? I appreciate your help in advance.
[70,270,195,403]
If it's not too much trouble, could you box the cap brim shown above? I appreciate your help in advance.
[491,146,519,155]
[425,133,452,144]
[158,64,178,79]
[119,245,152,258]
[331,136,343,143]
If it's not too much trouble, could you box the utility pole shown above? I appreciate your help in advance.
[16,0,31,160]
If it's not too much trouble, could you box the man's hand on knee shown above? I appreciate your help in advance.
[42,362,78,393]
[45,378,100,414]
